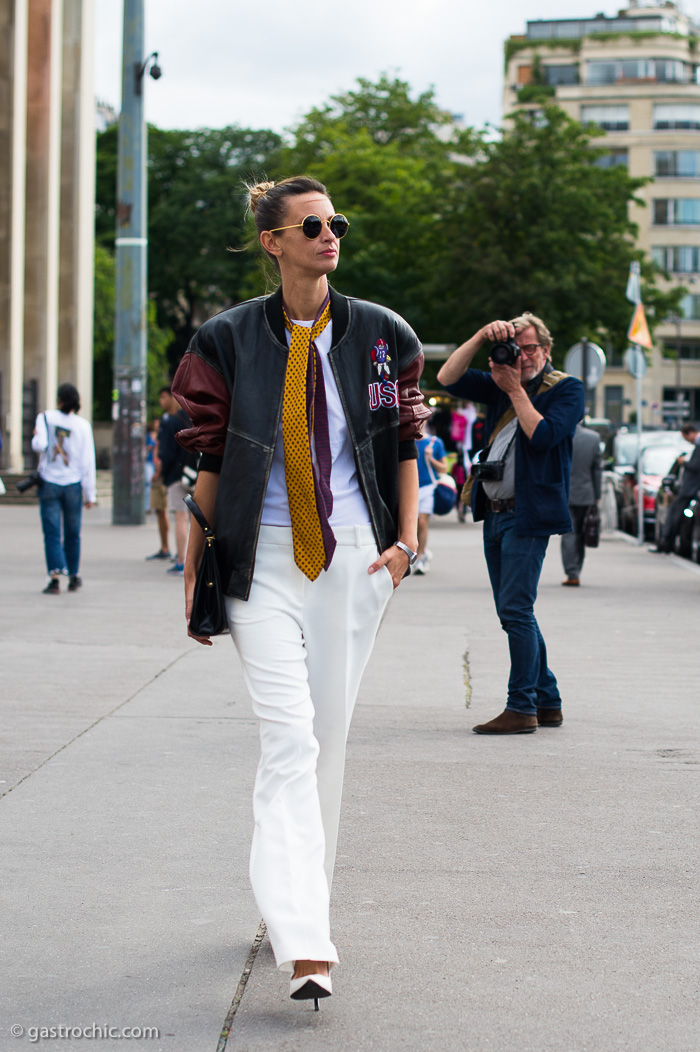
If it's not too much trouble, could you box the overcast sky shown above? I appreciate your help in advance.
[94,0,700,135]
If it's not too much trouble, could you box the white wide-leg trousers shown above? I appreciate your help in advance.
[225,524,393,973]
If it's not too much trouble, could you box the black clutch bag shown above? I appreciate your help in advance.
[184,494,229,637]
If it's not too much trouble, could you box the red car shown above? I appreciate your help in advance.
[617,439,694,538]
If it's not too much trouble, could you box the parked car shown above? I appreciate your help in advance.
[614,435,694,538]
[654,456,700,559]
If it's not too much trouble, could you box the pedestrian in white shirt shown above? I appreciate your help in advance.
[31,383,96,594]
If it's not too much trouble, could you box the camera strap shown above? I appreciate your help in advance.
[483,423,517,465]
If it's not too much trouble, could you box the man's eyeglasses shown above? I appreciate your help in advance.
[268,214,350,240]
[518,343,542,356]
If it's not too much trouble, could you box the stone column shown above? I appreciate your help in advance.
[0,0,29,471]
[24,0,64,418]
[59,0,95,421]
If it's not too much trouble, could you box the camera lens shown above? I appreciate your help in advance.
[491,338,520,366]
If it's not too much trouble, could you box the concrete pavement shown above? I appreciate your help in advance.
[1,500,698,1051]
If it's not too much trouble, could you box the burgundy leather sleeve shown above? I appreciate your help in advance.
[398,351,431,443]
[171,352,230,458]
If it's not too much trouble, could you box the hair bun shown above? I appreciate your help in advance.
[248,181,275,213]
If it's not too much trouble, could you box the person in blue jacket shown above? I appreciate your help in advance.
[438,313,584,734]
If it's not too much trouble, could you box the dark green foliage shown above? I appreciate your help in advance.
[95,124,282,365]
[435,107,683,365]
[95,78,680,378]
[93,244,173,421]
[278,76,474,335]
[516,84,556,103]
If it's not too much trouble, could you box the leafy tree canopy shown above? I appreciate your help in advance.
[436,106,684,365]
[277,76,474,334]
[95,80,682,382]
[93,244,173,421]
[96,123,282,363]
[289,74,455,159]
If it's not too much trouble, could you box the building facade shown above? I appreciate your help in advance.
[504,0,700,427]
[0,0,95,472]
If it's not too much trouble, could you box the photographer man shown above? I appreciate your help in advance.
[438,314,584,734]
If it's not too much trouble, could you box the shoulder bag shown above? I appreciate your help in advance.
[183,494,229,637]
[583,504,601,548]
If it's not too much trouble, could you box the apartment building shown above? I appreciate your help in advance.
[503,0,700,426]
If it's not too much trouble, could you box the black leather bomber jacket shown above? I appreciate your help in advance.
[172,286,429,600]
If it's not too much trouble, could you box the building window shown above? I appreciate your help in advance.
[604,385,624,426]
[595,149,628,169]
[662,386,700,423]
[581,104,629,131]
[586,59,690,86]
[663,342,700,361]
[653,199,700,226]
[543,64,579,86]
[680,294,700,320]
[654,104,700,130]
[527,16,672,40]
[655,151,700,178]
[651,246,700,273]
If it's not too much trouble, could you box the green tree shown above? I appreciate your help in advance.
[95,124,282,363]
[278,76,471,336]
[92,244,173,421]
[437,107,683,365]
[288,74,454,160]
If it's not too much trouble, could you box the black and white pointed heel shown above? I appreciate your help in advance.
[289,971,332,1010]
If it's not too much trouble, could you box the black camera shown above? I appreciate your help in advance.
[471,459,506,482]
[490,337,521,367]
[16,471,41,493]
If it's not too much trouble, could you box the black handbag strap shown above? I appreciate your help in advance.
[183,494,215,539]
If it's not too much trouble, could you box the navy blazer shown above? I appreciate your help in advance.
[443,369,585,536]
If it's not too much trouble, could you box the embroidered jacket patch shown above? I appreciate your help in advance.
[368,339,398,410]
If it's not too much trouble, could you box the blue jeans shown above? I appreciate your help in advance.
[483,510,561,716]
[39,481,83,576]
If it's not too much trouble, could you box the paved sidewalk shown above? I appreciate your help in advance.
[1,503,698,1051]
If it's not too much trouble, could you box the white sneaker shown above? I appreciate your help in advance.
[413,555,429,575]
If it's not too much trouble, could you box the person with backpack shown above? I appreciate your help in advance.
[31,383,96,594]
[157,386,192,576]
[415,417,448,574]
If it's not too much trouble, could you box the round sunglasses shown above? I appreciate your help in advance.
[268,214,350,240]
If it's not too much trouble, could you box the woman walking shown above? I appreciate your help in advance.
[32,383,96,594]
[172,176,428,1004]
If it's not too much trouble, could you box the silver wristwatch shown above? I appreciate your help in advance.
[394,541,418,566]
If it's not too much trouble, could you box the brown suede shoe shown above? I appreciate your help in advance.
[473,709,537,735]
[562,578,580,587]
[537,708,563,727]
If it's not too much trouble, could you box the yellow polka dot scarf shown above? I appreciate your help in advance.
[282,297,334,581]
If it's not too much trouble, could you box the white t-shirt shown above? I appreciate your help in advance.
[482,417,517,501]
[261,319,371,527]
[31,409,97,503]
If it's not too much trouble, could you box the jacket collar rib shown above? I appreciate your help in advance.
[263,284,350,350]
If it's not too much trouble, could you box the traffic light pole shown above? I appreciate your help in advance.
[113,0,147,524]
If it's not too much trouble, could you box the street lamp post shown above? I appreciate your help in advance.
[674,312,682,410]
[112,1,160,524]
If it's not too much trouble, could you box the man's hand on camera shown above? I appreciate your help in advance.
[482,320,515,344]
[490,356,523,395]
